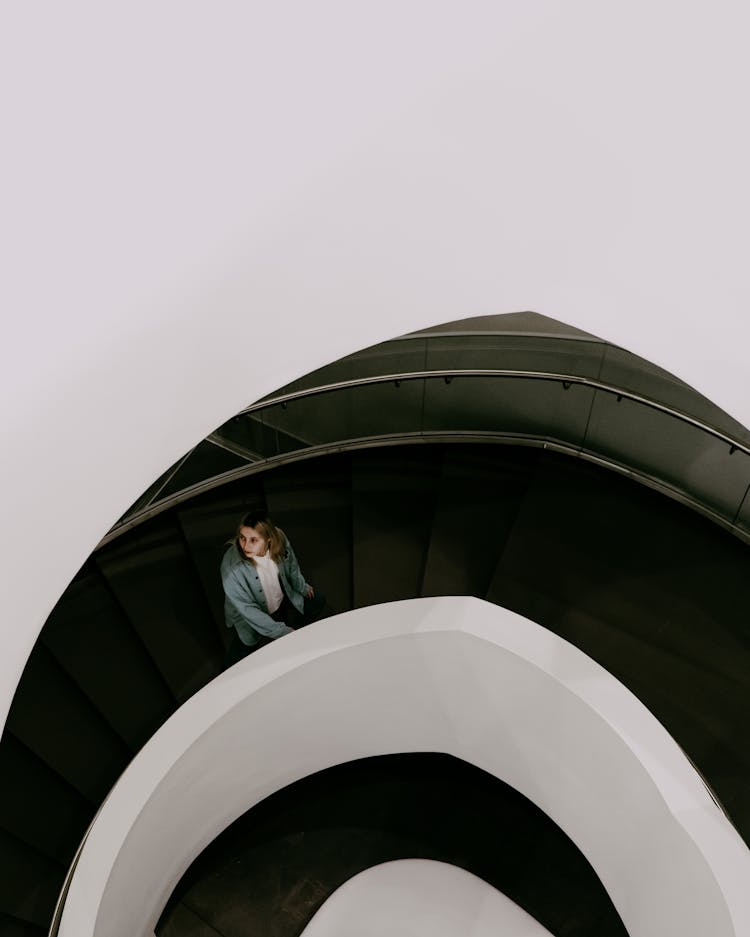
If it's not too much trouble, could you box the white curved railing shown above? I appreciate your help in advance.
[299,860,553,937]
[58,597,750,937]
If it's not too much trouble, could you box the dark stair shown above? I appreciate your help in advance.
[94,515,225,703]
[351,448,442,607]
[421,445,541,598]
[157,754,629,937]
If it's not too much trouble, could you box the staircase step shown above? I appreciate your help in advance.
[0,735,91,865]
[0,910,47,937]
[158,902,224,937]
[422,445,540,598]
[96,515,224,703]
[487,449,750,837]
[5,646,130,803]
[352,448,441,607]
[0,829,63,930]
[41,562,174,752]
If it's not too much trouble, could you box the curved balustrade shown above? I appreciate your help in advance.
[107,362,750,546]
[264,318,750,442]
[57,598,750,937]
[299,860,553,937]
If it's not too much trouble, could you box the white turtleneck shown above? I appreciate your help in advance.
[254,551,283,613]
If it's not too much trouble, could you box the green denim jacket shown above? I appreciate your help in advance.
[220,536,310,646]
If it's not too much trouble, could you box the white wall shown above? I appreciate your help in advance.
[2,3,749,737]
[59,599,750,937]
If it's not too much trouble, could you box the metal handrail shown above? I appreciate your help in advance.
[246,369,750,457]
[99,432,750,552]
[98,367,750,546]
[393,328,602,342]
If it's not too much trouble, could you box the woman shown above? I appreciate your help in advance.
[221,512,324,667]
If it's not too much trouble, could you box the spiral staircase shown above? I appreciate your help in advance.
[2,314,749,937]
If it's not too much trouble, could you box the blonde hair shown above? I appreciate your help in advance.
[231,512,287,564]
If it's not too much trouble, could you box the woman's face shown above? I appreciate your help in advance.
[238,525,267,558]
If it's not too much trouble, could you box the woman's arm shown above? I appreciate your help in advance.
[223,569,293,642]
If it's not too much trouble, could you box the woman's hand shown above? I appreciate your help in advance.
[306,585,315,598]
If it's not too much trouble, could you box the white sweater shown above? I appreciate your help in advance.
[253,552,283,613]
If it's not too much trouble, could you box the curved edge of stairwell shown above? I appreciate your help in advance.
[299,859,554,937]
[57,596,750,937]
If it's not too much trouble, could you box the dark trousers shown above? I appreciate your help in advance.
[224,590,327,669]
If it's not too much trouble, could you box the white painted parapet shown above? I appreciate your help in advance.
[59,597,750,937]
[300,860,553,937]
